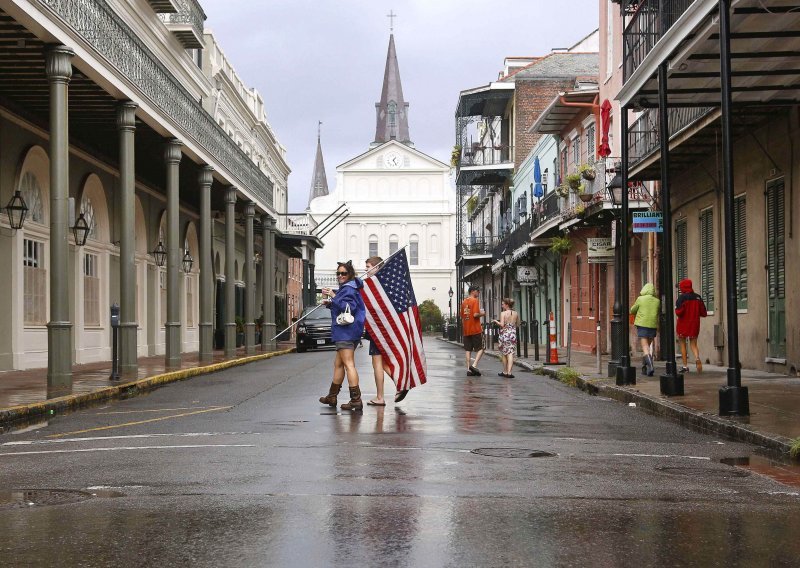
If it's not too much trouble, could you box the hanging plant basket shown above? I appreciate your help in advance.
[579,164,596,181]
[565,173,582,190]
[579,192,594,203]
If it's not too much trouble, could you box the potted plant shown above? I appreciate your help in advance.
[451,145,462,168]
[549,235,572,255]
[574,203,586,218]
[579,163,596,181]
[579,189,595,203]
[564,172,582,191]
[466,195,478,217]
[555,183,570,198]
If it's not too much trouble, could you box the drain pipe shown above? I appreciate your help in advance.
[558,94,601,157]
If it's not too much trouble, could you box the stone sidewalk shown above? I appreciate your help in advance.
[441,337,800,457]
[0,343,295,429]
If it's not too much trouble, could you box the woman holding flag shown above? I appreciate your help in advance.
[318,260,366,411]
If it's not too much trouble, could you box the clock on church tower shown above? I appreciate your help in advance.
[384,151,402,168]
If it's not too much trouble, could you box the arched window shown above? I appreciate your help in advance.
[409,234,419,266]
[388,101,397,127]
[389,234,399,256]
[368,234,378,258]
[20,172,44,224]
[80,195,97,241]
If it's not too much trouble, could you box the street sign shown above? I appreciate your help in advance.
[516,265,539,285]
[587,237,615,263]
[632,211,663,233]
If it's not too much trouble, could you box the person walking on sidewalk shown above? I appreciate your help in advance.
[675,278,707,374]
[493,298,519,378]
[461,285,485,376]
[318,261,366,411]
[630,282,660,377]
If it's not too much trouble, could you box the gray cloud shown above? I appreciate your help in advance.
[201,0,600,211]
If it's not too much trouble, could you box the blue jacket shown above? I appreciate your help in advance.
[330,278,366,342]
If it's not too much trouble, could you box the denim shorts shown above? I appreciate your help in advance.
[636,326,657,338]
[369,340,381,356]
[335,340,359,351]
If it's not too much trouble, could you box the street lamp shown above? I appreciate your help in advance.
[5,190,28,230]
[72,212,91,247]
[151,241,167,267]
[607,171,624,377]
[448,286,454,322]
[182,249,194,273]
[503,244,514,265]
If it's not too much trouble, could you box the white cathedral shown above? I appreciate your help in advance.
[308,34,456,313]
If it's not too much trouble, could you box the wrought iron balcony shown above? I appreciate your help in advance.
[37,0,273,210]
[530,191,562,234]
[160,0,206,49]
[459,144,514,168]
[492,218,531,262]
[627,106,715,167]
[458,236,499,259]
[623,0,694,81]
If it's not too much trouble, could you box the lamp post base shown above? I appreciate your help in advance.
[719,372,749,415]
[660,372,685,396]
[615,357,636,386]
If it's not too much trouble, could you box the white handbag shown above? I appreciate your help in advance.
[336,304,354,326]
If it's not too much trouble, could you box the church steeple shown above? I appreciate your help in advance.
[373,33,412,147]
[307,122,329,207]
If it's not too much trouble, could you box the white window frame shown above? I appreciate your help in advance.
[83,252,100,327]
[23,238,47,326]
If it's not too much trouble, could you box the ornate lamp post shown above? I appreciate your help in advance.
[151,241,167,268]
[607,170,624,377]
[5,190,28,230]
[72,212,90,247]
[182,249,194,273]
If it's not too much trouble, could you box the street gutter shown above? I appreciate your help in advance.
[0,348,294,431]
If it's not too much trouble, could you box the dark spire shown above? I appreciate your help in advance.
[373,34,412,147]
[308,122,329,206]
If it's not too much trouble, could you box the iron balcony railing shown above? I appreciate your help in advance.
[282,213,318,236]
[460,144,514,168]
[459,235,500,257]
[623,0,695,81]
[37,0,274,210]
[492,218,531,263]
[162,0,205,33]
[628,106,715,166]
[530,191,562,233]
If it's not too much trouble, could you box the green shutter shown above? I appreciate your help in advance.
[766,179,786,358]
[700,209,714,312]
[734,195,747,309]
[676,220,687,282]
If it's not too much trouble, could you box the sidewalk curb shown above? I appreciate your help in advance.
[0,348,295,429]
[436,337,795,457]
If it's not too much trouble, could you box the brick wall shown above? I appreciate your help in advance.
[514,79,578,169]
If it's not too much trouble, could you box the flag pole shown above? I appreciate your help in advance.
[270,244,411,341]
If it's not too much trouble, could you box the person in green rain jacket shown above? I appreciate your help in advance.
[630,283,660,376]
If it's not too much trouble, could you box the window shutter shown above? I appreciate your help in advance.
[734,195,747,309]
[700,209,714,311]
[676,220,687,282]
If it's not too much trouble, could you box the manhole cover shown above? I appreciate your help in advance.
[471,448,556,458]
[0,489,123,510]
[655,466,750,478]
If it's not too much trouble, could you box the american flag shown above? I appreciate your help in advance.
[360,249,427,390]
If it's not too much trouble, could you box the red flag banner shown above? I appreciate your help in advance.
[360,249,427,390]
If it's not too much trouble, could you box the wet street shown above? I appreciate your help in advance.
[1,338,799,567]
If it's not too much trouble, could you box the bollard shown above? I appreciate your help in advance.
[109,303,120,381]
[516,324,521,358]
[566,322,572,367]
[522,322,528,359]
[532,319,539,361]
[596,324,601,375]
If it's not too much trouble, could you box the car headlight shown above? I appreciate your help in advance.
[297,325,307,334]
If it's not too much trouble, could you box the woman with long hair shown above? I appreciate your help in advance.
[493,298,519,378]
[318,260,366,410]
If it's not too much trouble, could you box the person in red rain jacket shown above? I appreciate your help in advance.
[675,278,708,373]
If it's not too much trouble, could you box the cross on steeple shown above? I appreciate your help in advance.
[387,10,397,33]
[317,120,322,141]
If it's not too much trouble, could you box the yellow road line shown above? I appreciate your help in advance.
[94,406,217,415]
[46,406,233,438]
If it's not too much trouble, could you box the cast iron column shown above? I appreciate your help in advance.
[224,188,237,357]
[657,64,684,395]
[718,0,749,415]
[244,202,255,354]
[198,165,214,363]
[616,106,636,385]
[261,215,276,350]
[45,45,74,397]
[608,220,623,377]
[117,101,138,377]
[164,139,182,369]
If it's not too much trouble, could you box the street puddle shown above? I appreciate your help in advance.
[0,488,124,510]
[720,456,800,488]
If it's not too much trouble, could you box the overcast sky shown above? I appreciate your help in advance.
[200,0,600,212]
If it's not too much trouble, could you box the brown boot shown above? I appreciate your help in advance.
[340,386,363,411]
[319,382,342,407]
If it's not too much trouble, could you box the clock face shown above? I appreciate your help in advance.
[384,152,402,168]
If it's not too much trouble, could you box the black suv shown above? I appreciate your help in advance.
[295,306,333,352]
